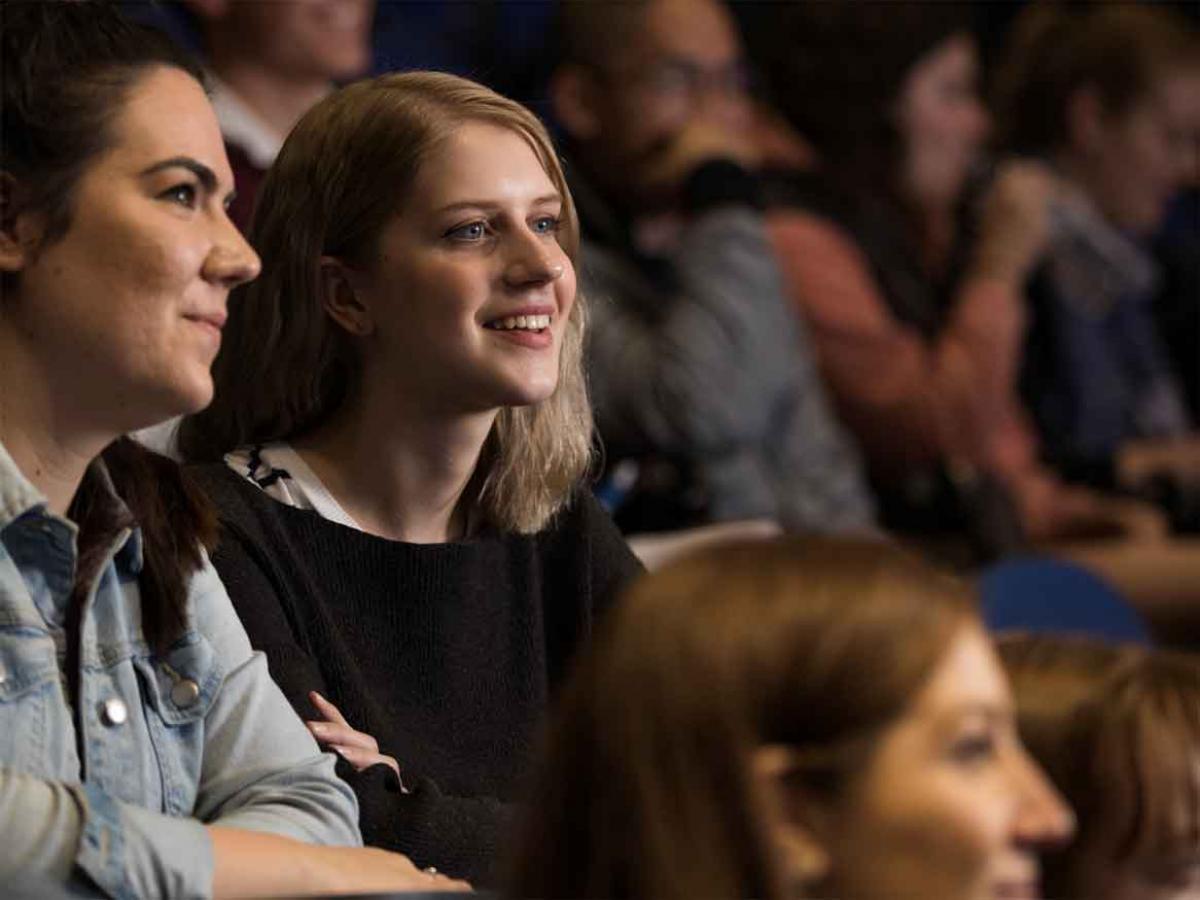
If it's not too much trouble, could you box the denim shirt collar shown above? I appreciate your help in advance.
[0,439,143,575]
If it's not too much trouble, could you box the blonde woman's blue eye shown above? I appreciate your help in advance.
[447,221,486,241]
[533,216,560,234]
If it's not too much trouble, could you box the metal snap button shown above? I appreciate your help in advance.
[100,697,128,727]
[170,678,200,708]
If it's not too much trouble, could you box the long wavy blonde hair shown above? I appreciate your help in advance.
[180,71,592,533]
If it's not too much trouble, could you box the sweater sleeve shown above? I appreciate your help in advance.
[766,209,1027,474]
[208,522,511,886]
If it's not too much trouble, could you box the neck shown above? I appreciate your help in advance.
[0,330,112,516]
[209,56,329,142]
[293,379,497,544]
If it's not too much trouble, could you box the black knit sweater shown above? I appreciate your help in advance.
[189,464,642,884]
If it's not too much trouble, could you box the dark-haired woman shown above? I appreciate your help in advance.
[0,3,464,894]
[748,0,1165,551]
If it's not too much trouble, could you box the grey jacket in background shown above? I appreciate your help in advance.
[0,441,361,899]
[578,179,877,533]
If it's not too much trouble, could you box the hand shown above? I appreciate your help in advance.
[307,691,402,782]
[1116,435,1200,490]
[301,845,472,895]
[971,160,1060,285]
[209,827,472,897]
[1049,488,1170,543]
[637,117,759,197]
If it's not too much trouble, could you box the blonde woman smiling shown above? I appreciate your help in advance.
[180,72,641,883]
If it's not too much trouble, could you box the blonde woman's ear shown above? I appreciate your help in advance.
[751,744,833,890]
[319,256,375,337]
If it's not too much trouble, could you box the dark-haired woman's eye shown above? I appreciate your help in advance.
[161,183,197,209]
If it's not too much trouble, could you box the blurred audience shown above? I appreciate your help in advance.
[1001,636,1200,898]
[545,0,876,535]
[179,71,640,882]
[995,4,1200,529]
[509,537,1073,899]
[750,0,1168,555]
[184,0,374,228]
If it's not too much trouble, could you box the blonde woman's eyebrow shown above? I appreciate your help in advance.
[434,193,562,215]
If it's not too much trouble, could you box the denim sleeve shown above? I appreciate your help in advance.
[0,769,210,899]
[186,553,362,845]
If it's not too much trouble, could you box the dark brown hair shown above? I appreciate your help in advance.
[995,2,1199,155]
[747,0,973,199]
[2,1,215,654]
[507,536,976,899]
[1000,635,1200,897]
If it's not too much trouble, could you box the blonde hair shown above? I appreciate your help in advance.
[508,537,977,899]
[179,71,592,533]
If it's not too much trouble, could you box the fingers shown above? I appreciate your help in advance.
[329,744,403,779]
[309,690,349,726]
[308,719,380,753]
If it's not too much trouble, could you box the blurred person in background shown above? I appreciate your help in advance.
[184,0,374,229]
[508,537,1073,899]
[749,0,1168,558]
[1001,635,1200,898]
[995,3,1200,531]
[179,71,641,883]
[0,3,464,895]
[545,0,877,538]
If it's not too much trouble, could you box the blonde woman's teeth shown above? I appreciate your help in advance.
[489,314,551,331]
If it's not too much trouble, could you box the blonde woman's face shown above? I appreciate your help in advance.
[349,121,576,415]
[820,624,1074,900]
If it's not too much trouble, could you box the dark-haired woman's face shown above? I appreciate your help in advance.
[818,624,1074,900]
[3,66,259,432]
[895,34,991,211]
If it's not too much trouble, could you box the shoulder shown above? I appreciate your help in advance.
[537,489,643,596]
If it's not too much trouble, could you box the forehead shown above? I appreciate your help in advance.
[630,0,742,66]
[96,66,232,186]
[409,122,557,206]
[909,623,1010,721]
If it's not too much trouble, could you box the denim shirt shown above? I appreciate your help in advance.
[0,441,361,898]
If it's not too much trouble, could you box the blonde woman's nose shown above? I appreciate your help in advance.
[505,236,567,287]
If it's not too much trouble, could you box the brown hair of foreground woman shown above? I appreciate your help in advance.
[1000,636,1200,899]
[508,537,1074,899]
[178,70,592,534]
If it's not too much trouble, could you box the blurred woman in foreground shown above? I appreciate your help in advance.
[509,537,1073,899]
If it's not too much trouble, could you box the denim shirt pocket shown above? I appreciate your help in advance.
[0,628,61,772]
[132,631,223,817]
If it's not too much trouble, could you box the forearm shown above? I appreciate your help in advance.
[0,769,212,899]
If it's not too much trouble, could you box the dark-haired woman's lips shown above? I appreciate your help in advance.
[184,311,227,343]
